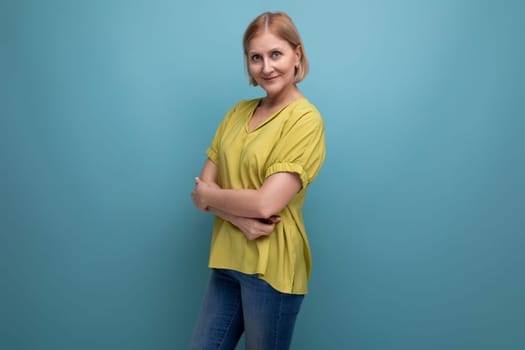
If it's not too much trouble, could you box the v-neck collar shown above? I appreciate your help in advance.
[245,97,305,133]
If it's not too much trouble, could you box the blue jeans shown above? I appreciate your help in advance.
[190,269,304,350]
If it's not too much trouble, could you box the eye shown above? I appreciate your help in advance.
[250,54,261,62]
[271,51,282,58]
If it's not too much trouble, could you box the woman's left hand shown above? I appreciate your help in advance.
[191,177,211,211]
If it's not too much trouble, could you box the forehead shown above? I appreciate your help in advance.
[247,31,292,52]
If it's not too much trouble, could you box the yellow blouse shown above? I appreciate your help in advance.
[206,97,326,294]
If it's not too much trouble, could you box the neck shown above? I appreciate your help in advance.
[262,85,303,108]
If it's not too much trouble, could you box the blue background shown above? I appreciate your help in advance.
[2,0,524,349]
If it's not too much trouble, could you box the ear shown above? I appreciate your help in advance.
[294,45,303,65]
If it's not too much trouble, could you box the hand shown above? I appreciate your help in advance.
[191,177,211,211]
[234,215,281,241]
[211,208,281,241]
[258,215,281,225]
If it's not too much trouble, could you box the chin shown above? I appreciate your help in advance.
[260,83,283,95]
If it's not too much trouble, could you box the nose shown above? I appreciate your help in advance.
[262,59,273,74]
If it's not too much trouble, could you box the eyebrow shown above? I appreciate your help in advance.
[248,47,283,55]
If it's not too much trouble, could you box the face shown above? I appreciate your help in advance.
[246,31,301,97]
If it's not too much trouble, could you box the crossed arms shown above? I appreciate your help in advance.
[191,159,301,240]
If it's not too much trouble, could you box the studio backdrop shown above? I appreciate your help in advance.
[2,0,524,349]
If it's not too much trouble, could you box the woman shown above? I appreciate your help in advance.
[190,11,326,350]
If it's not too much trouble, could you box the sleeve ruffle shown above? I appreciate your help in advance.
[265,162,309,189]
[206,148,218,165]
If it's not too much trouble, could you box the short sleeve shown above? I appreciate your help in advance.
[265,110,326,189]
[206,104,238,164]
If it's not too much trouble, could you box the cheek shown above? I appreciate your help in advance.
[247,62,259,75]
[280,59,297,74]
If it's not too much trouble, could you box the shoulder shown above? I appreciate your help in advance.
[222,98,260,120]
[230,98,261,114]
[285,98,324,127]
[219,98,260,126]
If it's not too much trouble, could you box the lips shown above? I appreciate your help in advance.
[262,76,279,82]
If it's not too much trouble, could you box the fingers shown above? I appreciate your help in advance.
[191,179,209,212]
[241,217,278,240]
[258,215,280,224]
[268,215,281,223]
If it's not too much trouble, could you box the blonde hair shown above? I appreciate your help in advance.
[243,12,309,86]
